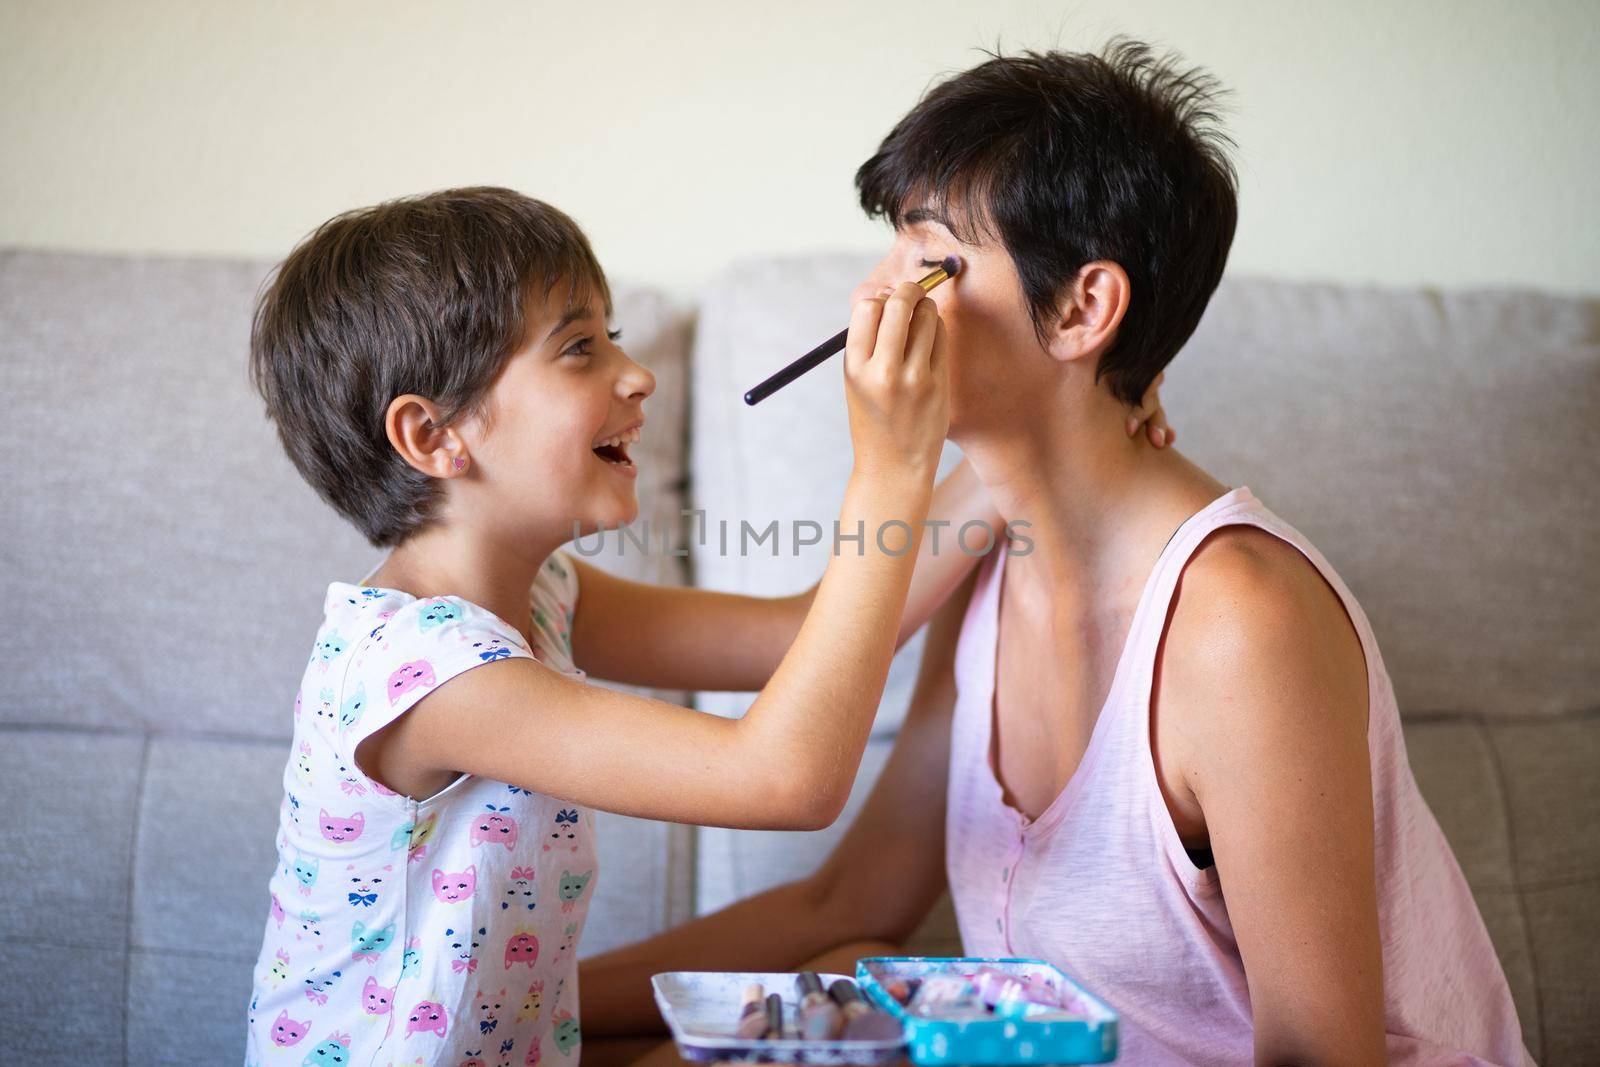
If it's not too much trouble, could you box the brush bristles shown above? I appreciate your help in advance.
[940,255,962,277]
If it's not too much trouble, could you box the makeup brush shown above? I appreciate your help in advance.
[743,256,961,406]
[735,983,767,1040]
[827,979,903,1041]
[763,991,786,1040]
[795,972,842,1040]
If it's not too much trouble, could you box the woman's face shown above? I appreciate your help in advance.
[853,210,1057,442]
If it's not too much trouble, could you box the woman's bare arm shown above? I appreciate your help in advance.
[1157,527,1384,1067]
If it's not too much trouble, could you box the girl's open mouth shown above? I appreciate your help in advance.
[592,426,639,471]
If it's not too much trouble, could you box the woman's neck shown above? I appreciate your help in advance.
[958,388,1226,605]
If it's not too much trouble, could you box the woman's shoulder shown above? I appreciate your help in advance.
[1169,524,1363,674]
[1157,522,1370,757]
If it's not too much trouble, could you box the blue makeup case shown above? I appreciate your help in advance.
[855,956,1119,1065]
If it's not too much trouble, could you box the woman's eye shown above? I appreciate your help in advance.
[607,328,623,342]
[562,337,594,358]
[918,259,945,269]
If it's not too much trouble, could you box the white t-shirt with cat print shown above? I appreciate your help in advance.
[246,553,598,1067]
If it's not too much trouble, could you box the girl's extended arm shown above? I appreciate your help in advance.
[359,282,948,831]
[568,457,992,692]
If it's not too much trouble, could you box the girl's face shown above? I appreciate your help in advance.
[853,211,1057,442]
[465,281,655,540]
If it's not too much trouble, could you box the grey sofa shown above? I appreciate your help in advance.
[2,248,1596,1064]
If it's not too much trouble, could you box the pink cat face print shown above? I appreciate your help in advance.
[503,929,539,970]
[362,975,394,1016]
[471,806,518,851]
[432,864,477,903]
[270,1009,310,1046]
[387,660,437,704]
[405,999,449,1039]
[319,809,365,843]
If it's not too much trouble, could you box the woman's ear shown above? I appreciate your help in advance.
[1045,260,1131,365]
[384,394,470,478]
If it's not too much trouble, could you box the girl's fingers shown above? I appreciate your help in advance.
[903,297,939,372]
[871,282,931,369]
[928,314,949,376]
[1147,408,1172,448]
[844,293,889,376]
[1128,372,1169,442]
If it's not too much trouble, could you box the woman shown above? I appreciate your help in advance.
[582,42,1530,1066]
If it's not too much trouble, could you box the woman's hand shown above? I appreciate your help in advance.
[1126,372,1175,447]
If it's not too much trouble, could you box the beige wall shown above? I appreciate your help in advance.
[2,0,1595,297]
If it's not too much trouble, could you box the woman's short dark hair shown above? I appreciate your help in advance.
[856,39,1238,405]
[250,186,610,547]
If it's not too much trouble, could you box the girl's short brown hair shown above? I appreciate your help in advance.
[250,187,610,546]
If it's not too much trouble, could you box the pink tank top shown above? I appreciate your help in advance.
[945,488,1532,1065]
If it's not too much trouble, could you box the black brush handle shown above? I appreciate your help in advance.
[743,326,850,406]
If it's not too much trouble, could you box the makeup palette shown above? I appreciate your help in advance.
[855,957,1119,1065]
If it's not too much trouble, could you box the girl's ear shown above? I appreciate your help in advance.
[384,394,469,478]
[1043,260,1131,366]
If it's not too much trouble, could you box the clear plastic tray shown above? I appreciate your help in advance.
[651,971,909,1064]
[856,957,1118,1065]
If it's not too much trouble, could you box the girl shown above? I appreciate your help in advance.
[240,185,963,1064]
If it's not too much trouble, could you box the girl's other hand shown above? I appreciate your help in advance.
[843,281,950,481]
[1126,372,1175,447]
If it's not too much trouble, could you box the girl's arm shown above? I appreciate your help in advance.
[569,376,1171,693]
[568,457,991,692]
[580,567,975,1036]
[361,282,948,831]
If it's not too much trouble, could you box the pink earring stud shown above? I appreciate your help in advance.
[453,457,466,472]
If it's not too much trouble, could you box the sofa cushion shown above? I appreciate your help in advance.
[1165,279,1600,717]
[0,942,125,1061]
[5,731,144,945]
[1,731,143,1057]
